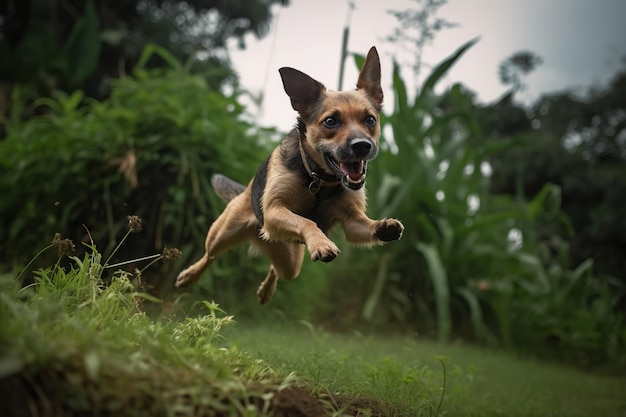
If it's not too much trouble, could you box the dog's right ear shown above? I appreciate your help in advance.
[356,46,383,110]
[279,67,325,118]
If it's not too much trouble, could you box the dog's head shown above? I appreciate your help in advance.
[279,47,383,191]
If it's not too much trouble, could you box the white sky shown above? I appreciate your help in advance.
[230,0,626,131]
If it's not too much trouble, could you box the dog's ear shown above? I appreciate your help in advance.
[279,67,326,118]
[356,46,383,110]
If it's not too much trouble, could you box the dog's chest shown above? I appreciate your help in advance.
[294,187,344,233]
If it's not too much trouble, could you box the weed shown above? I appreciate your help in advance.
[1,221,297,416]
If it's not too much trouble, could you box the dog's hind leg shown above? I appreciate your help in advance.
[176,190,258,288]
[256,266,278,304]
[255,241,305,304]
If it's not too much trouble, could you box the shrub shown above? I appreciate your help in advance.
[0,45,334,318]
[0,239,295,416]
[1,46,267,272]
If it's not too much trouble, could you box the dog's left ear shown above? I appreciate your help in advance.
[356,46,383,110]
[279,67,326,119]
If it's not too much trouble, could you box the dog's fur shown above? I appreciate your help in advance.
[175,47,404,303]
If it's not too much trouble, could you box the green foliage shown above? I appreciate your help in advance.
[0,244,292,416]
[345,39,521,336]
[1,220,623,416]
[0,236,469,416]
[333,40,626,368]
[0,45,267,280]
[511,239,625,366]
[60,2,101,88]
[489,69,626,281]
[1,44,333,320]
[0,0,289,102]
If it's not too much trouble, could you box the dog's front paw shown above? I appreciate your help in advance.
[375,218,404,242]
[175,269,199,288]
[309,239,341,262]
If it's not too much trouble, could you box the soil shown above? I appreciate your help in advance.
[0,372,393,417]
[270,387,331,417]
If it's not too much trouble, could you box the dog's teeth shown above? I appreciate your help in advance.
[340,160,365,181]
[346,175,364,184]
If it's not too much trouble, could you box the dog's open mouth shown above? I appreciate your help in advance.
[325,154,367,190]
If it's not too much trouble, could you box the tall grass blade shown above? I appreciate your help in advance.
[416,242,451,343]
[417,38,479,104]
[456,287,489,342]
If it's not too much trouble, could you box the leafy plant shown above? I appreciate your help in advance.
[513,238,625,366]
[341,39,523,341]
[0,45,269,289]
[0,237,292,416]
[332,39,626,368]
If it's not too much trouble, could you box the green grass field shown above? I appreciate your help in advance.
[226,321,626,417]
[2,248,625,416]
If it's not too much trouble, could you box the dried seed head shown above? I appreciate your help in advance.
[52,233,76,255]
[133,268,143,286]
[162,247,182,261]
[476,280,490,291]
[127,215,143,233]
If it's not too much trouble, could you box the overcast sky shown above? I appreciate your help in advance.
[230,0,626,131]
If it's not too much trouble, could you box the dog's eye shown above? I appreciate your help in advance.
[365,116,377,127]
[323,117,339,129]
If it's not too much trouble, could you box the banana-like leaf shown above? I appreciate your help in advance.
[415,38,479,106]
[416,242,451,342]
[61,2,100,87]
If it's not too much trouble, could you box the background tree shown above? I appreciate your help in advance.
[386,0,457,78]
[487,54,626,283]
[498,51,543,93]
[0,0,289,125]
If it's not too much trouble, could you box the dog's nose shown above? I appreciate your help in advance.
[350,138,373,158]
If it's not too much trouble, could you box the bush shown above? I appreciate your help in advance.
[0,45,332,318]
[0,240,293,416]
[1,46,264,265]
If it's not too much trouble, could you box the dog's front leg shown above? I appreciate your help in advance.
[261,205,340,262]
[342,212,404,246]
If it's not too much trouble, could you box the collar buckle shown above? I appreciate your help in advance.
[308,172,322,194]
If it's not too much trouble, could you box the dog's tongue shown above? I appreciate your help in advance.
[340,161,364,181]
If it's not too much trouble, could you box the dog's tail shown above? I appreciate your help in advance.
[211,174,246,203]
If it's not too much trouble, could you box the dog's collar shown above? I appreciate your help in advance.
[298,141,341,194]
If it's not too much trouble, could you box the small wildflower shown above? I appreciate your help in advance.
[127,215,143,233]
[52,233,76,256]
[162,247,182,261]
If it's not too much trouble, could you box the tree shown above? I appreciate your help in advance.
[498,51,543,93]
[487,62,626,281]
[386,0,457,77]
[0,0,289,122]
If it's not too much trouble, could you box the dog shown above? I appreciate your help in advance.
[175,46,404,303]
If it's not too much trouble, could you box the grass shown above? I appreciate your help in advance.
[0,238,451,416]
[2,233,625,416]
[225,321,626,417]
[224,323,469,416]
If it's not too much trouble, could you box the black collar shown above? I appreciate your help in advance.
[298,140,341,194]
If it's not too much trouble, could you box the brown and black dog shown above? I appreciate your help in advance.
[175,47,404,303]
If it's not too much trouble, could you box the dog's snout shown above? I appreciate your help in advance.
[350,138,373,158]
